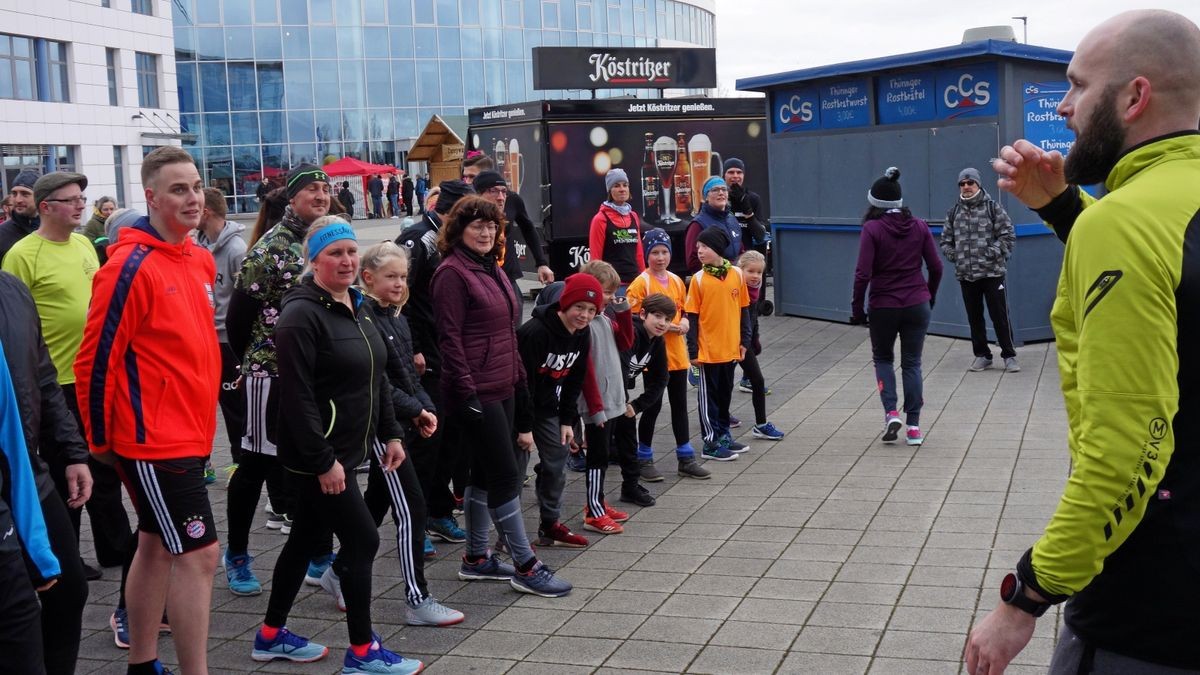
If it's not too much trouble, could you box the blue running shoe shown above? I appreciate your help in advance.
[510,561,572,598]
[110,607,130,649]
[423,535,436,559]
[342,638,424,674]
[223,549,263,596]
[566,450,586,473]
[752,422,785,440]
[687,365,700,387]
[702,440,737,462]
[251,627,329,663]
[305,552,335,586]
[458,553,516,581]
[728,415,742,429]
[724,435,749,453]
[426,516,466,543]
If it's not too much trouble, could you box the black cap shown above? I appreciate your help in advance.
[286,163,329,199]
[472,171,506,195]
[435,179,473,215]
[696,226,730,255]
[868,167,902,208]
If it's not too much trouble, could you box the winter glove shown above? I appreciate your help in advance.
[461,395,484,424]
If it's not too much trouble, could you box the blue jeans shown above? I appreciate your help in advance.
[868,301,930,426]
[371,196,383,217]
[388,194,399,216]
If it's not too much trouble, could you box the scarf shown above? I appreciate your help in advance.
[279,205,309,238]
[702,259,731,280]
[461,244,497,273]
[603,200,633,217]
[747,281,761,304]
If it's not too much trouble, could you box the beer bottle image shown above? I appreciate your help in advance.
[640,133,659,222]
[673,133,692,217]
[653,135,680,224]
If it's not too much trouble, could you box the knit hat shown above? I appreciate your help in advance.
[435,179,472,215]
[472,171,506,195]
[558,273,604,311]
[702,176,727,199]
[605,168,629,195]
[867,167,903,209]
[285,164,328,200]
[11,170,39,191]
[957,167,982,185]
[643,227,672,263]
[696,226,730,254]
[722,158,745,174]
[33,171,88,208]
[104,208,143,244]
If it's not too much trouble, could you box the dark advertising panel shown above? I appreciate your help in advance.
[469,122,545,273]
[546,117,767,275]
[532,47,717,90]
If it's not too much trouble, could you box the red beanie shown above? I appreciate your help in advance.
[559,273,603,311]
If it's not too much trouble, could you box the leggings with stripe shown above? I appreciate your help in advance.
[364,439,429,607]
[584,421,611,517]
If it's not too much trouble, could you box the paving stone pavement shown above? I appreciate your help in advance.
[75,298,1070,674]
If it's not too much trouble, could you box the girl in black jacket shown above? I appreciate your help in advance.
[254,218,423,674]
[358,240,464,627]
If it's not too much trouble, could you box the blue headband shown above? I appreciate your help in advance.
[308,222,356,260]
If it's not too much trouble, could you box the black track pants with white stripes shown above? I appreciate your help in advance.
[364,440,429,607]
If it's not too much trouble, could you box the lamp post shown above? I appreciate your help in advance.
[1012,16,1028,43]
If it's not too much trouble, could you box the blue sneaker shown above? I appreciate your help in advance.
[702,440,738,462]
[223,549,263,596]
[423,535,436,559]
[729,415,742,429]
[458,553,516,581]
[251,627,329,663]
[566,450,586,473]
[426,516,466,543]
[752,422,785,440]
[110,607,130,649]
[305,553,336,586]
[724,435,749,453]
[687,365,700,387]
[510,561,573,597]
[342,638,423,674]
[738,377,771,395]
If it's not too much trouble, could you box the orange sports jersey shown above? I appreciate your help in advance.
[627,269,689,371]
[685,266,749,364]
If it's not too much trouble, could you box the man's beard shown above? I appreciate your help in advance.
[1064,85,1126,186]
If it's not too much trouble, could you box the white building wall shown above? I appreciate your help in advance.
[0,0,178,212]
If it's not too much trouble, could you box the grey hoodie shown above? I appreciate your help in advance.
[196,220,248,341]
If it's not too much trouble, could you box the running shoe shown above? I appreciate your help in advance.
[265,512,289,531]
[687,365,700,387]
[405,597,465,626]
[223,550,262,596]
[752,422,785,440]
[319,566,347,612]
[906,426,925,446]
[203,463,217,485]
[604,502,629,523]
[737,376,753,393]
[1005,357,1021,373]
[510,562,572,598]
[566,450,586,473]
[342,637,424,674]
[536,521,589,548]
[702,441,737,462]
[423,535,436,559]
[882,411,903,443]
[724,436,749,453]
[619,483,656,507]
[583,513,624,534]
[729,415,741,429]
[458,553,516,581]
[969,356,993,371]
[251,627,329,663]
[426,516,466,543]
[110,607,129,649]
[305,553,336,586]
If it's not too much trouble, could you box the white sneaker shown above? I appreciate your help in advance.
[318,566,346,612]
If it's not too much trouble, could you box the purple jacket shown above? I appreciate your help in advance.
[430,246,525,409]
[851,211,943,315]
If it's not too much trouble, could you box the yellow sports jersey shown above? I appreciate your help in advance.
[627,269,689,371]
[2,232,99,385]
[684,265,749,364]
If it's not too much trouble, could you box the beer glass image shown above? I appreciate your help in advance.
[688,134,722,216]
[495,139,508,182]
[653,135,679,224]
[508,139,524,194]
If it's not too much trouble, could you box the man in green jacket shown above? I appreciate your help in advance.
[967,9,1200,675]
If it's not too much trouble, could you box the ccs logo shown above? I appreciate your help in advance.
[944,73,991,109]
[778,95,814,126]
[1024,84,1040,95]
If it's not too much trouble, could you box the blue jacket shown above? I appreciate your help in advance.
[685,204,743,273]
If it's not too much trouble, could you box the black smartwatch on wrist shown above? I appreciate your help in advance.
[1001,572,1051,617]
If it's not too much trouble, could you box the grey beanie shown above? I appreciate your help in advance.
[12,170,39,191]
[605,168,629,195]
[958,168,982,185]
[105,208,143,244]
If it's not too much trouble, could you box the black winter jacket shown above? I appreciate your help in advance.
[395,212,443,373]
[624,318,669,413]
[0,272,89,500]
[517,298,590,427]
[365,296,435,424]
[502,193,549,282]
[274,278,404,475]
[0,213,38,264]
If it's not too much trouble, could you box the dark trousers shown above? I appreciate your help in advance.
[266,473,380,645]
[697,362,736,444]
[408,373,456,519]
[611,414,641,490]
[461,398,523,506]
[960,276,1016,359]
[34,492,88,675]
[0,548,45,674]
[740,348,767,426]
[416,192,425,213]
[225,452,287,554]
[868,302,930,426]
[364,441,429,607]
[584,421,611,516]
[218,342,247,462]
[639,369,690,448]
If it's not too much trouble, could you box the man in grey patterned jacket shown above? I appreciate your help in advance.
[940,168,1019,373]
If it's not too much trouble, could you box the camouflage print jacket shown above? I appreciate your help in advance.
[939,190,1015,282]
[235,207,308,377]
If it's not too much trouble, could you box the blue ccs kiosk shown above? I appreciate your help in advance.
[738,39,1075,342]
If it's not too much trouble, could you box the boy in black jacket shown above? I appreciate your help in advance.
[517,273,601,548]
[615,293,677,507]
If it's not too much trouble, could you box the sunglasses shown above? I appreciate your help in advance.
[958,180,977,187]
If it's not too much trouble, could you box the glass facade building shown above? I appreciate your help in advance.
[171,0,715,212]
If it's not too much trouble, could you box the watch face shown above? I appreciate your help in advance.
[1001,572,1018,602]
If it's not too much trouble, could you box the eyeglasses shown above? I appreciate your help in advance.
[44,195,87,205]
[484,186,508,196]
[958,180,977,187]
[466,220,499,233]
[708,187,729,194]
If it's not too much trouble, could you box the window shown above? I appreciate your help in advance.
[131,0,153,16]
[113,146,126,206]
[45,40,69,102]
[135,52,159,108]
[0,33,37,101]
[106,49,119,105]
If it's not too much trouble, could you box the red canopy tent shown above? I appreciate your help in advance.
[323,158,402,219]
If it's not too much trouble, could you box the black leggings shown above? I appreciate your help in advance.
[218,342,247,462]
[364,441,429,607]
[33,491,88,675]
[266,472,380,645]
[465,398,523,507]
[639,369,690,448]
[740,348,768,425]
[407,373,456,519]
[226,451,288,554]
[0,549,44,675]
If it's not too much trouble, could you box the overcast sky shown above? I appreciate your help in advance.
[713,1,1200,94]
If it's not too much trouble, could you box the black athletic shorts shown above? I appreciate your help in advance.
[115,456,217,555]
